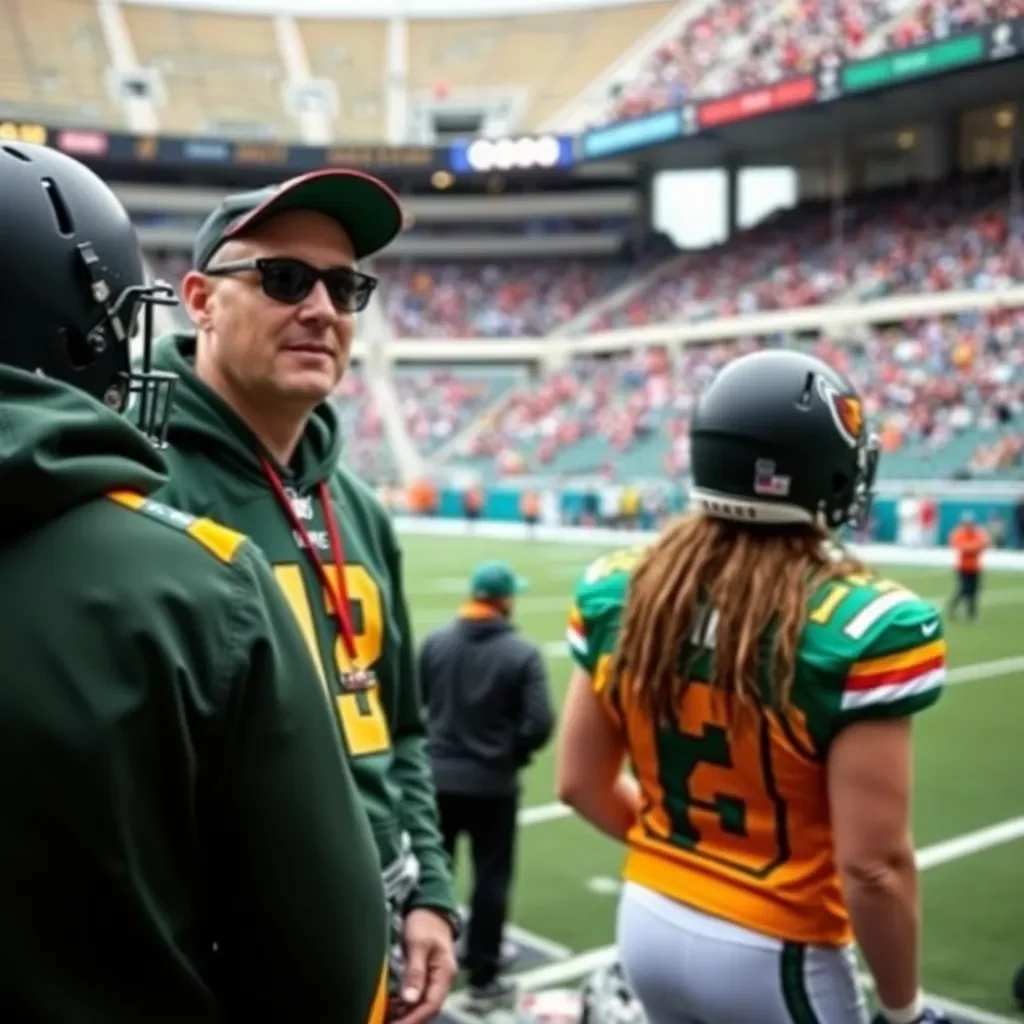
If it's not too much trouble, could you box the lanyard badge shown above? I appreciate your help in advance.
[262,460,377,693]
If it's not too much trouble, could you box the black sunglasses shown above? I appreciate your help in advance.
[205,256,378,313]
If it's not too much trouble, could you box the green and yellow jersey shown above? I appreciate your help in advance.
[0,365,388,1022]
[146,333,454,921]
[567,546,946,946]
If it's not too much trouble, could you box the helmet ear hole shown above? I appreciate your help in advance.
[797,371,815,409]
[62,326,99,371]
[42,177,75,236]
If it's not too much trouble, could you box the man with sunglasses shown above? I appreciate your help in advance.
[147,169,458,1024]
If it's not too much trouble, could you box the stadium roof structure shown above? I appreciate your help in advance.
[120,0,641,17]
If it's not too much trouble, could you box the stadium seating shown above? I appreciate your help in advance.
[150,181,1013,344]
[589,176,1020,331]
[335,312,1023,485]
[9,0,1019,141]
[332,366,395,483]
[2,0,122,126]
[405,2,673,131]
[378,259,638,338]
[368,172,1021,339]
[122,5,294,138]
[600,0,1024,125]
[394,365,526,455]
[332,365,525,481]
[294,17,389,141]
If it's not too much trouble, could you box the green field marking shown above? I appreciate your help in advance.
[920,840,1024,1016]
[412,535,1024,1018]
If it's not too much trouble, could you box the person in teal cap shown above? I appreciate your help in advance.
[418,560,555,1012]
[470,561,529,605]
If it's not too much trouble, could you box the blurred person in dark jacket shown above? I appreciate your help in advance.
[418,562,555,1010]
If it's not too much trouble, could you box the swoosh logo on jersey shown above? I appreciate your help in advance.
[921,621,939,636]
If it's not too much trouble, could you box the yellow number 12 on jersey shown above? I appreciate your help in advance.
[274,563,391,758]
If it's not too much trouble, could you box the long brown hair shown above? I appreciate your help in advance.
[611,514,863,725]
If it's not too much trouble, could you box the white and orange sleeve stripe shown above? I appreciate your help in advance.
[566,605,588,660]
[842,638,946,711]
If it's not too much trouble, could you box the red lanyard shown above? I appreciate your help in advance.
[261,458,360,665]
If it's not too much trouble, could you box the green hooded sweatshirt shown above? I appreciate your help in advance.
[0,364,388,1022]
[148,333,454,919]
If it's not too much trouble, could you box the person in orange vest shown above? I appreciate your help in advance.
[462,483,484,531]
[947,511,990,622]
[519,489,540,538]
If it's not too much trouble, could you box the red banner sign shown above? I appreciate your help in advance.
[698,77,816,129]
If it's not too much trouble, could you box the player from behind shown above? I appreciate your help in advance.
[557,350,950,1024]
[0,144,388,1022]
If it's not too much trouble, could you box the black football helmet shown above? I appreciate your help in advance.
[0,142,177,444]
[689,349,879,530]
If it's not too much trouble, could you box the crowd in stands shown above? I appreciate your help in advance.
[331,366,510,481]
[331,368,389,483]
[603,0,1024,125]
[588,174,1023,330]
[365,173,1021,340]
[413,311,1024,482]
[395,369,508,454]
[144,257,1024,486]
[378,259,635,339]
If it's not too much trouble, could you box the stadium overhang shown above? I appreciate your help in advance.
[639,59,1024,170]
[575,16,1024,174]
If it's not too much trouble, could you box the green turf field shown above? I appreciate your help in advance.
[399,532,1024,1022]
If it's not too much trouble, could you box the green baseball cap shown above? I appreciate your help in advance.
[192,168,404,270]
[470,561,529,601]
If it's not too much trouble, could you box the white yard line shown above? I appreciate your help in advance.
[455,903,573,962]
[468,815,1024,1015]
[519,802,572,826]
[915,817,1024,870]
[459,816,1024,1021]
[502,921,573,961]
[855,973,1022,1024]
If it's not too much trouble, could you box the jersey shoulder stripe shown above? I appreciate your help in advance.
[800,574,945,732]
[842,588,920,639]
[567,547,641,672]
[843,638,946,711]
[566,605,588,660]
[108,490,247,565]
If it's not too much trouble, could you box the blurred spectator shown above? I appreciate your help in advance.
[379,259,634,339]
[587,174,1023,332]
[148,173,1023,342]
[450,315,1024,483]
[597,0,1024,125]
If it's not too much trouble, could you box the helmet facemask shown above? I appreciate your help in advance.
[75,241,179,447]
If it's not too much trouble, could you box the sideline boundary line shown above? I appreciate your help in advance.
[455,904,573,962]
[445,816,1024,1022]
[394,516,1024,571]
[517,653,1024,829]
[448,942,1019,1024]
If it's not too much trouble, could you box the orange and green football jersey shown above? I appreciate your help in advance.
[567,547,946,946]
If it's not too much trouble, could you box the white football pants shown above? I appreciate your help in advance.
[617,881,869,1024]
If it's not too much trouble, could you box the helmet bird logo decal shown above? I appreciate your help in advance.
[816,377,863,448]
